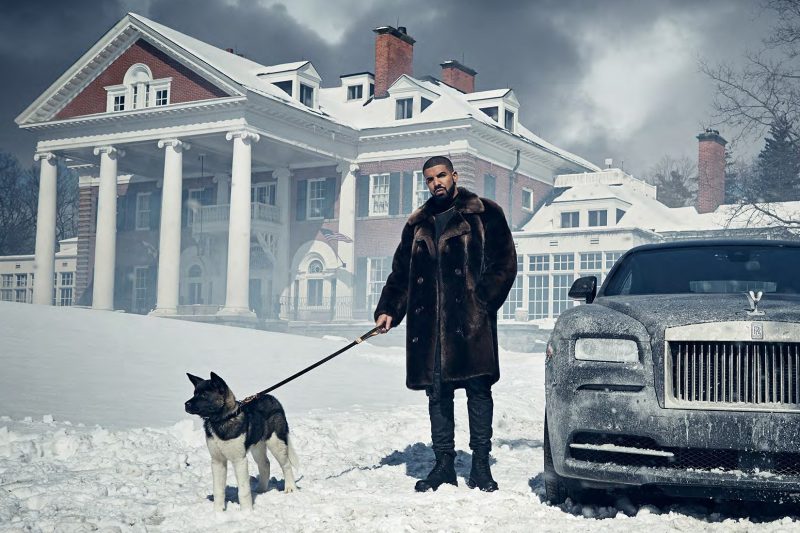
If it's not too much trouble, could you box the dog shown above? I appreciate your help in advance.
[185,372,298,511]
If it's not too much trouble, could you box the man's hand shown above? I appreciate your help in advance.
[375,314,393,333]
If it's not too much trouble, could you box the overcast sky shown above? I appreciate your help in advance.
[0,0,778,177]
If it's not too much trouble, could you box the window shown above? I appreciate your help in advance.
[59,287,73,306]
[132,85,139,109]
[395,98,413,119]
[553,254,574,271]
[528,275,549,319]
[0,289,11,301]
[367,257,391,310]
[421,97,432,112]
[560,211,579,228]
[605,251,624,270]
[300,83,314,107]
[504,110,515,130]
[252,182,277,206]
[15,289,27,303]
[16,274,27,287]
[369,173,390,216]
[369,83,375,97]
[188,264,203,305]
[307,179,326,219]
[347,84,363,100]
[522,188,533,211]
[1,274,11,287]
[553,274,575,317]
[413,171,428,209]
[186,188,203,227]
[114,95,125,111]
[484,174,496,200]
[135,192,151,230]
[155,89,168,106]
[580,252,603,271]
[308,260,324,274]
[528,254,549,272]
[480,107,499,122]
[588,210,607,227]
[133,267,149,313]
[616,208,626,223]
[502,255,524,319]
[273,80,293,96]
[307,279,323,306]
[60,272,73,286]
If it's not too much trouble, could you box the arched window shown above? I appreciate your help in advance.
[308,259,324,274]
[306,259,325,306]
[106,63,172,112]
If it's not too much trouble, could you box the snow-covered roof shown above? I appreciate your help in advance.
[255,61,310,75]
[466,89,512,101]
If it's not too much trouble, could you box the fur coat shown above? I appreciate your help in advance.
[374,187,517,390]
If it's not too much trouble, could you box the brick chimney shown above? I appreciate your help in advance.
[696,129,728,214]
[373,26,415,98]
[440,60,476,93]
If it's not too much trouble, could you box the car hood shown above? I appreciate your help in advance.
[594,293,800,336]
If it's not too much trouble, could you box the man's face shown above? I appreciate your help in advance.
[423,164,458,202]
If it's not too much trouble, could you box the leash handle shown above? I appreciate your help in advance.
[241,326,383,405]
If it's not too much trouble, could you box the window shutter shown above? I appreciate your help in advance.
[389,172,401,215]
[402,171,413,213]
[150,189,162,231]
[484,174,496,200]
[355,257,368,310]
[181,189,189,228]
[324,177,337,219]
[296,179,307,221]
[126,191,137,231]
[202,186,214,206]
[116,194,126,231]
[357,174,369,217]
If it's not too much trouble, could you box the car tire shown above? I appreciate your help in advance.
[543,416,583,505]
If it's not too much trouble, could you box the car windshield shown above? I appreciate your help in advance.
[602,244,800,296]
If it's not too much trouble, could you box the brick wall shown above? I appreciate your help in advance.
[473,157,552,230]
[696,132,727,214]
[56,39,228,120]
[441,67,475,94]
[289,165,340,258]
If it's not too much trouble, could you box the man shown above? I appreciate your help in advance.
[374,155,517,492]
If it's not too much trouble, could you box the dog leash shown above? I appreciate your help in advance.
[240,326,383,406]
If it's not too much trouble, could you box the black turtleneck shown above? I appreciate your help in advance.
[433,195,457,245]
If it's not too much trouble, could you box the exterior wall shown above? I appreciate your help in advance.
[0,241,78,306]
[374,32,413,98]
[473,157,553,230]
[55,39,228,120]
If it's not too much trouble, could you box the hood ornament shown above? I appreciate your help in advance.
[746,290,765,316]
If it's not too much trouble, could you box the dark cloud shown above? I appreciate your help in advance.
[0,0,778,175]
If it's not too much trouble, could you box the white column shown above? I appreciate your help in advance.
[218,130,260,317]
[32,152,58,305]
[92,145,124,311]
[272,167,292,315]
[335,161,357,319]
[151,139,190,316]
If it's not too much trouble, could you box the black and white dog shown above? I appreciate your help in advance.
[185,372,298,511]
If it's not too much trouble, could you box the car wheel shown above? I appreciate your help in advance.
[543,416,582,505]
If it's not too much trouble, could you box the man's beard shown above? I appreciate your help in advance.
[432,182,457,205]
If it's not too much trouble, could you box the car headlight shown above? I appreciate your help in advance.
[574,338,639,363]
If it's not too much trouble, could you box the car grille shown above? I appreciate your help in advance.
[569,433,800,476]
[667,341,800,410]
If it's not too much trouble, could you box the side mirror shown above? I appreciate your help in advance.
[569,276,597,304]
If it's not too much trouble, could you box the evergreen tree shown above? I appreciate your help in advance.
[646,155,697,208]
[755,116,800,201]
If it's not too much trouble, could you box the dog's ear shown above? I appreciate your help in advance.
[209,372,228,391]
[187,373,204,387]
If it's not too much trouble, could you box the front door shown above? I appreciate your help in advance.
[249,278,263,317]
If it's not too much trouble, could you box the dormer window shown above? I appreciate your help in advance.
[300,83,314,107]
[396,98,413,119]
[273,80,293,96]
[561,211,579,228]
[347,84,363,100]
[369,83,375,97]
[504,109,515,131]
[588,209,607,227]
[105,63,172,113]
[421,97,433,112]
[481,107,499,121]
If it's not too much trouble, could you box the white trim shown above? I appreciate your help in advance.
[522,187,534,212]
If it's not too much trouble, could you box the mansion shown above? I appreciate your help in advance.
[16,13,597,324]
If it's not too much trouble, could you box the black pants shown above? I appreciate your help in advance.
[427,376,493,457]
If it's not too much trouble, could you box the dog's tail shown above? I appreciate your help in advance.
[287,435,300,471]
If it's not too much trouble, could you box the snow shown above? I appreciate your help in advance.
[1,301,798,531]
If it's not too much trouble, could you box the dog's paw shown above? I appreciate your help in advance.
[283,483,297,493]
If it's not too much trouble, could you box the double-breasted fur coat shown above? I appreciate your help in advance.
[374,187,518,390]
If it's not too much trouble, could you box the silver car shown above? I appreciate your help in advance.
[544,240,800,504]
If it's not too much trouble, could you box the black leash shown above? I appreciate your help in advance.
[240,326,382,405]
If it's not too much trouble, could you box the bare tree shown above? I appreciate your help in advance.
[645,155,697,208]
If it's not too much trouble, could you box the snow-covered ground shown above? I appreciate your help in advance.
[1,302,798,532]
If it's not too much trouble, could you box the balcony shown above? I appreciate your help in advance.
[190,202,282,234]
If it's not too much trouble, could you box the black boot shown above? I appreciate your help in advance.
[414,452,457,492]
[467,454,498,492]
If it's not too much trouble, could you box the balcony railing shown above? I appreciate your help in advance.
[191,202,282,232]
[277,296,359,321]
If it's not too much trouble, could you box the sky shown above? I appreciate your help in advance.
[0,0,780,177]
